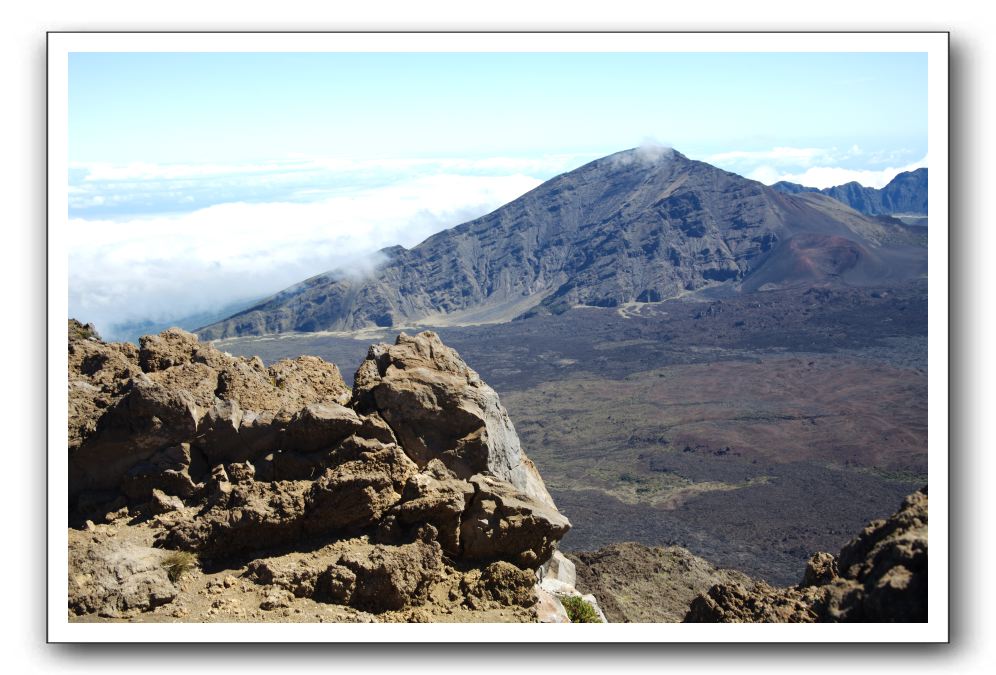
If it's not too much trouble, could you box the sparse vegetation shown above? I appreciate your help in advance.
[68,318,100,341]
[561,595,602,623]
[161,550,198,583]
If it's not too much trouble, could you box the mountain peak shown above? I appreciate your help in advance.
[197,149,925,339]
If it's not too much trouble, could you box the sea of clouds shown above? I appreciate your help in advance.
[67,155,597,339]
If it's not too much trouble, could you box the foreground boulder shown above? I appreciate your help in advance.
[68,324,573,621]
[684,487,928,622]
[68,529,179,618]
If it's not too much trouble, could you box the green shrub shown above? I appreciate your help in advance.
[161,550,198,583]
[561,595,602,623]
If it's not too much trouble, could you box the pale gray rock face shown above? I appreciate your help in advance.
[352,331,557,508]
[68,538,178,618]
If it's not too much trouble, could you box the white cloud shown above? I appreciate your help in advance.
[750,155,928,189]
[707,146,832,167]
[67,172,543,339]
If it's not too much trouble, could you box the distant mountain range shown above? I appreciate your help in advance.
[771,167,927,217]
[197,149,926,339]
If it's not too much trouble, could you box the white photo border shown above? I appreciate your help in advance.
[47,31,949,643]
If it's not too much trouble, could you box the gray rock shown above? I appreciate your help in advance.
[149,488,185,514]
[68,539,178,618]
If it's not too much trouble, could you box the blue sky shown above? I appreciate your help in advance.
[68,51,928,338]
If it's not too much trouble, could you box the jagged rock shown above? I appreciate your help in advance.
[283,402,366,453]
[460,474,571,569]
[227,461,256,484]
[120,443,200,502]
[684,487,928,623]
[149,488,185,515]
[245,558,324,599]
[268,355,352,408]
[685,579,821,623]
[461,561,537,607]
[801,552,839,587]
[68,327,141,451]
[146,361,218,408]
[68,534,178,617]
[260,588,295,611]
[352,331,556,507]
[304,444,417,534]
[336,540,443,612]
[160,445,418,556]
[70,374,204,499]
[159,479,310,556]
[319,564,358,605]
[391,459,474,554]
[139,328,199,372]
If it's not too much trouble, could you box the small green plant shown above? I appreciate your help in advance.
[561,595,602,623]
[161,550,198,583]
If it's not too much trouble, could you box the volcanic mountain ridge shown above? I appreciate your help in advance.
[197,148,926,339]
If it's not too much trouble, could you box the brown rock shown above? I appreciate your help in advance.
[283,402,366,453]
[460,474,571,569]
[304,445,417,534]
[268,355,352,408]
[70,374,204,499]
[801,552,839,587]
[149,488,185,515]
[461,561,537,607]
[158,479,310,556]
[68,329,142,451]
[336,540,443,612]
[392,459,474,554]
[138,328,199,373]
[120,443,200,502]
[352,331,556,508]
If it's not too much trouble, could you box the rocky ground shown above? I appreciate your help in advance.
[684,487,928,622]
[568,487,928,623]
[567,542,753,623]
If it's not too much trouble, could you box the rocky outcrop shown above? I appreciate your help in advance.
[684,487,928,622]
[352,331,555,508]
[68,326,573,621]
